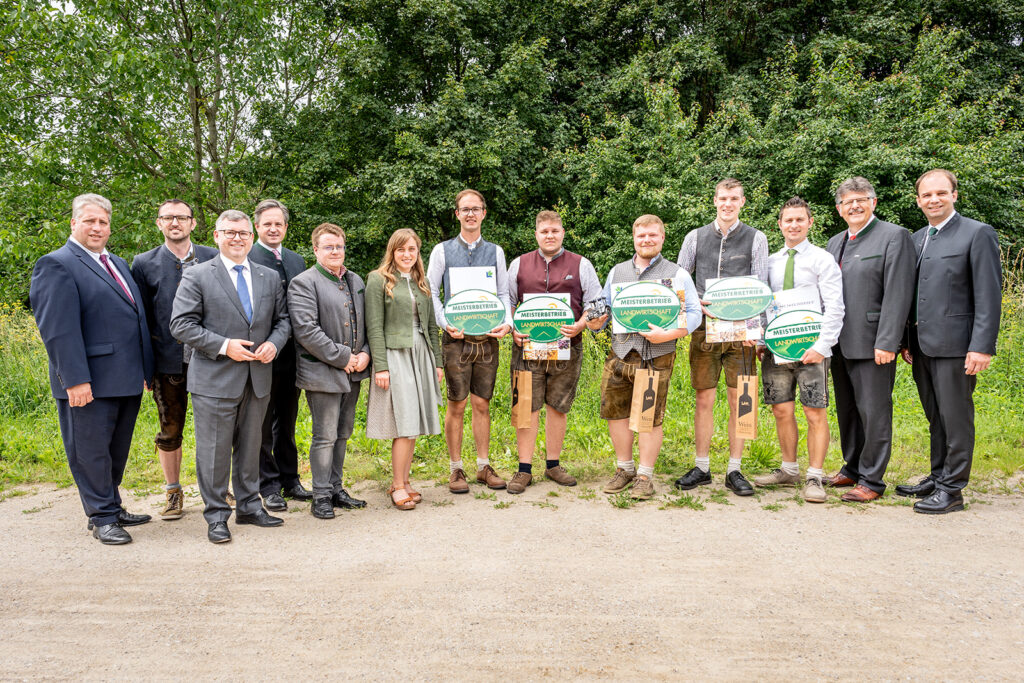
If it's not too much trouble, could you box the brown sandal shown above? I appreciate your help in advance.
[404,482,422,503]
[388,484,416,510]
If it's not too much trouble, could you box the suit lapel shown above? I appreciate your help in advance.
[68,241,134,307]
[250,263,266,322]
[213,258,251,322]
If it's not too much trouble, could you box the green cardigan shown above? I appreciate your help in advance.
[364,270,442,371]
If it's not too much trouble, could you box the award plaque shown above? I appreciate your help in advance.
[763,309,823,362]
[513,295,575,343]
[443,289,506,335]
[704,276,773,321]
[610,281,681,333]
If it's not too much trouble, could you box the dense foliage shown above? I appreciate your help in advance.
[2,0,1022,302]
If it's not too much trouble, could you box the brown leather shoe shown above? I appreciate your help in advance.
[449,468,469,494]
[545,465,577,487]
[841,485,881,502]
[476,464,506,490]
[828,473,856,488]
[507,471,532,494]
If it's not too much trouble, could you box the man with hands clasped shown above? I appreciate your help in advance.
[170,210,291,543]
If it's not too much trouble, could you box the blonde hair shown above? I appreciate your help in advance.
[375,229,430,299]
[632,214,665,233]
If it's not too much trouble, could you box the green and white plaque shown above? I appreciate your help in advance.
[764,309,823,362]
[611,282,681,333]
[444,289,506,335]
[704,276,773,321]
[513,296,575,343]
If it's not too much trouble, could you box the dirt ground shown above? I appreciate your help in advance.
[1,478,1022,681]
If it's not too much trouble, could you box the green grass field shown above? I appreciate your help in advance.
[2,285,1022,498]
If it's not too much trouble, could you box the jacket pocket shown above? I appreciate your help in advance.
[860,255,882,261]
[866,311,880,323]
[85,343,114,357]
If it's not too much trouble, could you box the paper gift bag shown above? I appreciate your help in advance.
[735,373,758,439]
[510,369,533,429]
[629,368,659,434]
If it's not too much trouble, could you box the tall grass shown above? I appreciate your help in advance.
[2,258,1023,494]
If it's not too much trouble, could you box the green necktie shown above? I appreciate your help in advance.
[783,248,796,290]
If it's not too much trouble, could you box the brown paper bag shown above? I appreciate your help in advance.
[510,369,533,429]
[735,373,758,439]
[629,368,659,434]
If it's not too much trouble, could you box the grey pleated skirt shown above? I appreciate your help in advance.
[366,324,442,439]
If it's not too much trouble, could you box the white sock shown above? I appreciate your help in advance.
[727,458,742,474]
[781,461,799,475]
[637,465,655,479]
[617,460,636,474]
[807,467,825,480]
[694,457,710,473]
[476,457,490,468]
[450,460,464,473]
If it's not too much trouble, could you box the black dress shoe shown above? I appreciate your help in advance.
[282,482,313,501]
[208,522,231,543]
[674,466,712,490]
[725,471,755,497]
[896,477,935,498]
[263,492,287,511]
[332,488,367,509]
[913,489,964,515]
[235,509,284,527]
[311,497,335,519]
[88,510,152,531]
[93,523,132,545]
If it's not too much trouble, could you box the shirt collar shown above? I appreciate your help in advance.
[714,219,741,236]
[457,233,482,249]
[931,210,958,232]
[68,234,107,259]
[847,215,877,240]
[539,247,565,262]
[315,263,347,282]
[220,254,249,272]
[163,242,195,262]
[632,253,663,271]
[257,239,281,255]
[780,239,810,255]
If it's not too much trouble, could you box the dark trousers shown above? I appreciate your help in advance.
[56,394,142,526]
[910,332,976,492]
[259,364,301,496]
[831,347,897,494]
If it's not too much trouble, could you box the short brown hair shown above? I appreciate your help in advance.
[715,178,744,196]
[455,189,486,210]
[778,196,813,220]
[311,222,345,248]
[632,214,665,233]
[916,168,958,195]
[254,199,289,225]
[535,210,562,227]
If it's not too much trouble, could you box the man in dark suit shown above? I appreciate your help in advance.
[131,199,218,520]
[30,193,155,545]
[826,177,915,502]
[897,169,1002,514]
[248,199,310,511]
[169,209,291,543]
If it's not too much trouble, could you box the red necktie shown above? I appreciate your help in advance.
[99,253,135,304]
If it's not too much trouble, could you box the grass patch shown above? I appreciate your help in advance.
[608,491,635,509]
[493,501,513,509]
[547,490,560,497]
[660,493,706,510]
[762,502,786,512]
[706,489,733,505]
[576,487,597,500]
[430,499,454,507]
[531,500,557,509]
[474,491,497,501]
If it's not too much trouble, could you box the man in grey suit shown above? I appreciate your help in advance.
[287,223,371,519]
[897,169,1002,514]
[170,209,291,543]
[826,177,915,502]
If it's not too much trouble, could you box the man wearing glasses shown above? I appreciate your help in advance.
[427,189,513,493]
[170,210,291,543]
[825,177,914,502]
[131,200,218,520]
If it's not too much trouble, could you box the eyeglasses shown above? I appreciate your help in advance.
[157,215,194,224]
[458,206,484,216]
[317,245,345,253]
[217,229,252,239]
[840,197,874,208]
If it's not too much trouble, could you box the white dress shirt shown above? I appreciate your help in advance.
[218,255,254,356]
[767,239,845,356]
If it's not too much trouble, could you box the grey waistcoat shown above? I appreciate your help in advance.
[609,255,681,361]
[441,237,498,303]
[694,221,756,296]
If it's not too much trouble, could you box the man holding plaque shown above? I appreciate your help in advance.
[674,178,769,497]
[427,189,513,493]
[505,210,603,493]
[753,197,844,503]
[825,177,915,502]
[592,215,701,500]
[896,169,1001,514]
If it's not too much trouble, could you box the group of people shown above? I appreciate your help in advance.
[29,168,1001,545]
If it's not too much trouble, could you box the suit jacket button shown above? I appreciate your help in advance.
[344,322,350,326]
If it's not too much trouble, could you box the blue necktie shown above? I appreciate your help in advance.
[234,264,253,323]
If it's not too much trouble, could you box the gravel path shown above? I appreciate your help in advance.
[2,480,1022,680]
